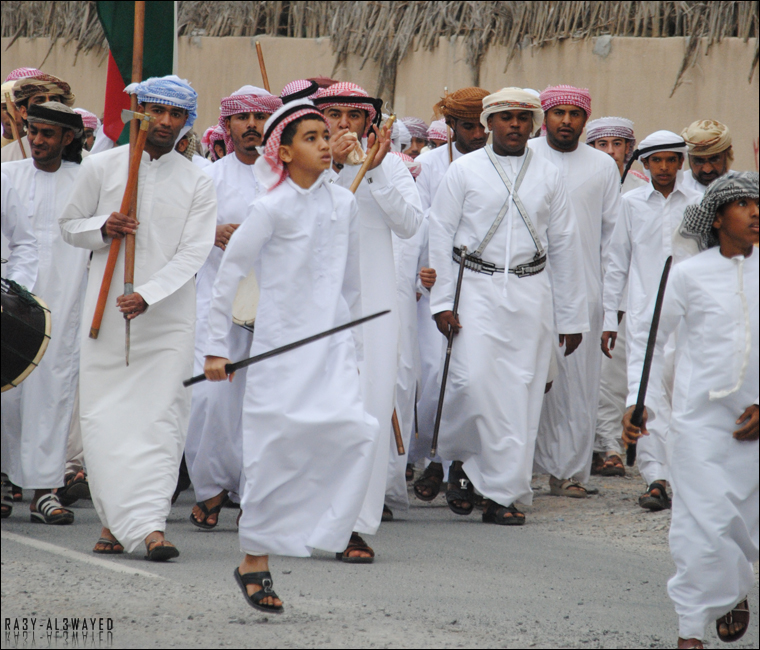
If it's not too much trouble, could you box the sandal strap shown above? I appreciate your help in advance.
[345,534,375,557]
[421,463,444,480]
[238,571,275,593]
[36,493,70,517]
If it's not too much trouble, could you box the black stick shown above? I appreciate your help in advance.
[627,256,673,466]
[183,310,390,387]
[430,245,468,457]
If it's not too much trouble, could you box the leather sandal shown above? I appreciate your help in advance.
[446,465,475,515]
[413,462,444,502]
[482,500,525,526]
[233,568,284,614]
[549,476,588,498]
[144,538,179,562]
[93,537,124,555]
[716,597,750,643]
[336,532,374,564]
[190,493,229,530]
[600,454,626,477]
[30,493,74,525]
[638,481,671,511]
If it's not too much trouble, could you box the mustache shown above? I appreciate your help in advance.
[243,128,261,138]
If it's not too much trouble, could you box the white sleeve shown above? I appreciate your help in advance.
[603,198,634,332]
[58,156,113,251]
[428,164,465,315]
[600,159,623,273]
[546,175,589,334]
[1,175,38,289]
[342,197,364,361]
[205,201,274,360]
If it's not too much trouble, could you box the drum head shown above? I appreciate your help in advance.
[1,279,52,392]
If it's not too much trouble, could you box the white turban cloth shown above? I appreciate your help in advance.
[480,87,544,133]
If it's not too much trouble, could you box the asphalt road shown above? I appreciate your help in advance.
[1,474,758,649]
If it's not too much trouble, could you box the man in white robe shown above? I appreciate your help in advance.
[584,116,648,476]
[59,76,216,559]
[1,102,88,525]
[1,171,37,288]
[185,86,281,530]
[314,82,423,552]
[204,103,378,612]
[602,131,702,510]
[1,73,76,164]
[622,172,758,649]
[680,120,733,195]
[429,88,587,524]
[531,85,622,498]
[408,87,490,502]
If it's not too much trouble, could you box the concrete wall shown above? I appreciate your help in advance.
[2,35,757,170]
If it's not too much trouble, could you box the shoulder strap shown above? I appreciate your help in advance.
[478,146,544,259]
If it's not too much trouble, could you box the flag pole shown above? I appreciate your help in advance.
[124,0,145,365]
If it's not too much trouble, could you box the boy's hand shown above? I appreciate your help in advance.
[622,404,649,445]
[734,405,759,441]
[419,267,436,289]
[215,223,239,250]
[204,356,234,383]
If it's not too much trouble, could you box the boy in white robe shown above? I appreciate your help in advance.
[314,82,422,556]
[530,85,622,499]
[59,76,216,559]
[1,103,88,526]
[429,88,587,525]
[204,101,378,613]
[623,171,758,649]
[185,86,281,530]
[603,131,702,510]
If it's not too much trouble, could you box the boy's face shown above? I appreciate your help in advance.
[593,137,631,169]
[643,152,682,189]
[713,197,760,248]
[279,118,331,174]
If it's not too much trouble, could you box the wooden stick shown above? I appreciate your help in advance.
[349,115,396,194]
[391,409,405,456]
[255,41,271,93]
[3,92,26,159]
[444,86,453,164]
[89,125,150,339]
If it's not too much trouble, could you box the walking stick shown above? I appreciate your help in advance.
[124,0,145,364]
[4,93,26,159]
[88,110,153,340]
[391,410,405,456]
[444,87,453,164]
[627,256,673,466]
[430,245,468,457]
[183,310,390,387]
[255,41,271,93]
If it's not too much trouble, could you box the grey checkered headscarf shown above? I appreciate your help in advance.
[680,171,759,250]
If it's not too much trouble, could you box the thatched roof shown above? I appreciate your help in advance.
[2,1,758,95]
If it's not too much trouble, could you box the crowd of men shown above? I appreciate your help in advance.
[0,66,757,648]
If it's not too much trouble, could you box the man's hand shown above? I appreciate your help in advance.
[204,356,235,383]
[558,333,582,357]
[734,405,759,441]
[622,404,649,445]
[117,292,148,320]
[601,331,617,358]
[419,267,437,289]
[102,211,138,239]
[434,310,461,337]
[366,123,392,170]
[330,130,357,168]
[215,223,239,251]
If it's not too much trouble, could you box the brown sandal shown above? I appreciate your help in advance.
[336,532,374,564]
[600,454,626,477]
[716,597,750,643]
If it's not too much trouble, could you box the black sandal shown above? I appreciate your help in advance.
[413,462,444,502]
[716,597,750,643]
[144,538,180,562]
[405,463,414,482]
[57,470,90,507]
[189,493,229,530]
[234,568,284,614]
[482,500,526,526]
[446,465,474,516]
[639,481,671,511]
[336,532,375,564]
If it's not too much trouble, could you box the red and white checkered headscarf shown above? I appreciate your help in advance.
[74,108,100,131]
[427,119,448,141]
[392,151,421,179]
[260,100,327,190]
[280,79,319,102]
[314,82,378,135]
[540,85,592,118]
[5,67,43,82]
[202,124,227,160]
[218,86,282,155]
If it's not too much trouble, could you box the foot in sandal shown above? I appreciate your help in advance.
[677,638,704,649]
[190,489,228,529]
[638,480,671,511]
[446,461,475,515]
[716,597,750,643]
[29,491,74,525]
[600,452,626,477]
[549,475,588,498]
[144,531,179,561]
[413,462,444,502]
[234,554,283,613]
[93,527,124,554]
[336,532,374,563]
[481,499,526,526]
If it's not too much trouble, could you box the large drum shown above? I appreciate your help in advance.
[1,277,51,392]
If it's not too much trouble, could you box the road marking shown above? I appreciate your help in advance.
[1,531,163,579]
